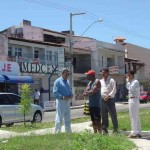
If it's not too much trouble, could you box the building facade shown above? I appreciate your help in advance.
[0,20,92,107]
[114,37,149,91]
[71,36,125,102]
[0,20,127,107]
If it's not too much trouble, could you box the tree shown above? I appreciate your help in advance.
[19,84,32,127]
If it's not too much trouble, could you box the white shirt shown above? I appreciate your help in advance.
[126,79,140,98]
[34,91,40,99]
[100,76,116,98]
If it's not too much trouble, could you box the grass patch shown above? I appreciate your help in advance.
[0,122,55,132]
[0,117,90,133]
[71,116,90,123]
[0,132,135,150]
[1,108,150,132]
[108,109,150,131]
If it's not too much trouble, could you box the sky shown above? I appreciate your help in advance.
[1,0,150,48]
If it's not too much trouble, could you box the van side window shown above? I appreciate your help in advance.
[4,94,13,105]
[0,95,6,105]
[7,94,21,105]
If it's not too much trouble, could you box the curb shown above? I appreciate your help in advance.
[71,105,84,109]
[124,131,150,136]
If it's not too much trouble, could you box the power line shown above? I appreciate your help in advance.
[24,0,83,12]
[24,0,150,40]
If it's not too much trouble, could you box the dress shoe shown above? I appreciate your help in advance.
[102,129,108,135]
[113,130,119,134]
[137,134,142,138]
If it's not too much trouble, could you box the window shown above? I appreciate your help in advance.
[15,48,22,57]
[107,57,114,67]
[46,51,52,62]
[0,94,12,105]
[7,94,21,105]
[0,95,5,105]
[8,46,13,56]
[133,64,137,73]
[44,34,65,43]
[34,50,39,59]
[54,51,58,63]
[128,63,131,70]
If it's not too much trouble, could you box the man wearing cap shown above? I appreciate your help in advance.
[53,68,73,133]
[100,68,118,134]
[83,70,101,133]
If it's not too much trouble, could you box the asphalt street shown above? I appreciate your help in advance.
[42,102,150,122]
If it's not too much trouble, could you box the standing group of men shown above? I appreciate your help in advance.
[83,68,118,134]
[53,68,141,139]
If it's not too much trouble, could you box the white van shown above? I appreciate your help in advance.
[0,93,43,127]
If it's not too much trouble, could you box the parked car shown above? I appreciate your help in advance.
[0,93,43,127]
[139,91,150,103]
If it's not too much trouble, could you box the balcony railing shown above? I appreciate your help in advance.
[7,54,63,66]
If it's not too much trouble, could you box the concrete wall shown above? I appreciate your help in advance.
[23,25,43,41]
[0,35,8,60]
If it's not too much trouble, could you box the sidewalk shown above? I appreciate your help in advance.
[0,121,150,150]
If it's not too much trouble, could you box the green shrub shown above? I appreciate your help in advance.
[19,84,32,127]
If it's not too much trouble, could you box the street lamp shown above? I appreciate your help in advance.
[80,18,103,37]
[74,18,103,43]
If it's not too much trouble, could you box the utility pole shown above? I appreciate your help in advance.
[69,13,103,106]
[69,12,86,105]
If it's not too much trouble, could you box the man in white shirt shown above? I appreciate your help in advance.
[126,70,141,138]
[100,68,118,134]
[34,89,40,105]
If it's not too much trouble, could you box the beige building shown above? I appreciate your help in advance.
[115,36,150,91]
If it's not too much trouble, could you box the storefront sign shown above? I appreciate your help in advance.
[0,61,20,76]
[109,66,119,74]
[43,101,56,111]
[20,62,58,74]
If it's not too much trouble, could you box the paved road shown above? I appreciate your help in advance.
[42,103,150,122]
[43,108,84,122]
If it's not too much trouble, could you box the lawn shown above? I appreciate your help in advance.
[0,108,150,132]
[2,108,149,150]
[0,132,135,150]
[109,109,150,131]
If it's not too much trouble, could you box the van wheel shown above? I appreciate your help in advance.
[5,123,14,127]
[31,112,42,123]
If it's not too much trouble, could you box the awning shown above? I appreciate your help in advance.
[2,75,34,83]
[0,75,5,82]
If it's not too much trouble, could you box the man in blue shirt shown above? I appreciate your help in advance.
[53,68,73,133]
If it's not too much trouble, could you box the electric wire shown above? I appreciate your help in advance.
[24,0,150,40]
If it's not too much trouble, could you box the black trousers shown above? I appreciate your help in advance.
[101,98,118,131]
[89,107,101,123]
